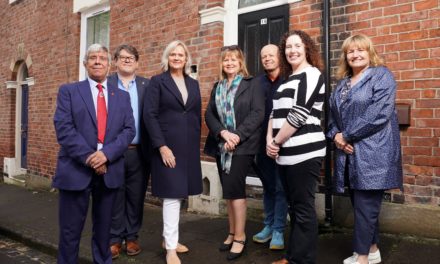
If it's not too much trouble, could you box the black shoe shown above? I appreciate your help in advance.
[219,233,234,252]
[226,239,246,261]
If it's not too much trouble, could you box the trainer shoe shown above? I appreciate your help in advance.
[269,230,284,250]
[343,249,381,264]
[253,226,272,243]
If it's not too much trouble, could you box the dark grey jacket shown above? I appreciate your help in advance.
[204,77,265,157]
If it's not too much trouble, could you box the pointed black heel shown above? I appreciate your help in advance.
[226,239,246,261]
[219,233,235,252]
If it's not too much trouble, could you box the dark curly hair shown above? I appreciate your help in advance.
[279,30,322,79]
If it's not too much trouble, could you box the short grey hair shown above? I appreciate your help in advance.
[83,43,111,64]
[161,40,192,75]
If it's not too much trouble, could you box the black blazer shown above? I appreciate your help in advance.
[107,73,152,166]
[204,77,265,156]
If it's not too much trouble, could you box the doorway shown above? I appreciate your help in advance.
[238,4,289,76]
[20,83,29,169]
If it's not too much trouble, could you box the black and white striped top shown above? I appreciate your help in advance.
[271,66,326,165]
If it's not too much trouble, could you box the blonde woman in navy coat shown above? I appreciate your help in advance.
[144,40,202,264]
[327,34,402,264]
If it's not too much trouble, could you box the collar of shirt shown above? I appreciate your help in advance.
[117,74,136,91]
[88,77,108,91]
[87,77,109,111]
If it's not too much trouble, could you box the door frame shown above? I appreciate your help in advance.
[12,62,31,175]
[223,0,299,45]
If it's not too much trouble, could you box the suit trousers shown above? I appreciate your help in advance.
[163,198,182,249]
[279,157,322,264]
[110,147,149,244]
[57,174,117,264]
[350,189,384,255]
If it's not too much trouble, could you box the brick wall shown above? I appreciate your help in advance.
[329,0,440,205]
[0,0,81,177]
[109,0,224,162]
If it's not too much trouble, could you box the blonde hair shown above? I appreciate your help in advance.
[161,40,192,75]
[336,34,384,79]
[218,47,250,80]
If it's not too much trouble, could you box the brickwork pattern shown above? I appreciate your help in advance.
[329,0,440,205]
[0,0,81,177]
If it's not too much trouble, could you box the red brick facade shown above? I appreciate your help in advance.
[0,0,439,206]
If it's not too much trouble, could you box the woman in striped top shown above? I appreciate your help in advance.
[268,30,326,264]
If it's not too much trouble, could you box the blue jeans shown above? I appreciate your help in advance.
[253,153,288,232]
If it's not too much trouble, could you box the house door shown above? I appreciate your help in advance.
[238,4,289,76]
[20,84,28,168]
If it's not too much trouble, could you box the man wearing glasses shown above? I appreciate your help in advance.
[108,44,151,259]
[53,43,135,263]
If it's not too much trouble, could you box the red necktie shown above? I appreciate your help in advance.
[96,83,107,144]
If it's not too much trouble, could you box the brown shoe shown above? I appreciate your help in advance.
[110,243,122,259]
[162,240,189,253]
[272,258,289,264]
[126,240,141,256]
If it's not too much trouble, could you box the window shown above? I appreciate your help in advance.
[86,11,110,50]
[239,0,274,8]
[79,4,110,80]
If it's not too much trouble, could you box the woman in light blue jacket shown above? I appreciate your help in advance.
[327,34,402,264]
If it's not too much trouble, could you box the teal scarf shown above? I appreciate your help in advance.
[215,75,243,173]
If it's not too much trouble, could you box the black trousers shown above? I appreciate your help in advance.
[279,158,322,264]
[350,189,384,255]
[110,147,150,244]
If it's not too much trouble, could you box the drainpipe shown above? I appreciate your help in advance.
[323,0,333,226]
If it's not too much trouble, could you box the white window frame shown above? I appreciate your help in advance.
[237,0,293,14]
[78,4,110,80]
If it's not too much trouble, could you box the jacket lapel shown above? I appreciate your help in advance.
[162,71,185,107]
[78,80,97,127]
[136,76,147,111]
[183,76,196,109]
[342,69,374,107]
[106,82,117,131]
[234,78,250,100]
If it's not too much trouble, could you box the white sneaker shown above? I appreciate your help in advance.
[343,249,381,264]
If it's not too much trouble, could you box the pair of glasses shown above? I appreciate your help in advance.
[118,55,136,62]
[221,45,240,51]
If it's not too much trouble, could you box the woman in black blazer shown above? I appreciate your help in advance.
[205,45,265,261]
[144,40,202,264]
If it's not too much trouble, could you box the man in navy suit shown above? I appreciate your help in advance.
[53,43,135,264]
[108,44,151,259]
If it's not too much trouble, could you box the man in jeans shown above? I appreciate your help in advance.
[252,44,288,250]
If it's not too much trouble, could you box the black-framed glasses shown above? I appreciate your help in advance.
[221,45,240,51]
[118,55,136,62]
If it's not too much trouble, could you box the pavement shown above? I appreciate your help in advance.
[0,182,439,264]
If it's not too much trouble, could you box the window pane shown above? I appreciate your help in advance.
[239,0,274,8]
[86,11,110,48]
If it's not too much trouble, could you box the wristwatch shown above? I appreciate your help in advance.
[272,138,280,146]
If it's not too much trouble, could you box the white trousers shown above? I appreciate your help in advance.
[163,198,182,250]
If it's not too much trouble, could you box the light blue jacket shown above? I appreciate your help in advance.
[327,66,403,193]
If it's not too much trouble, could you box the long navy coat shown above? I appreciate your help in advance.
[144,71,202,198]
[327,66,403,193]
